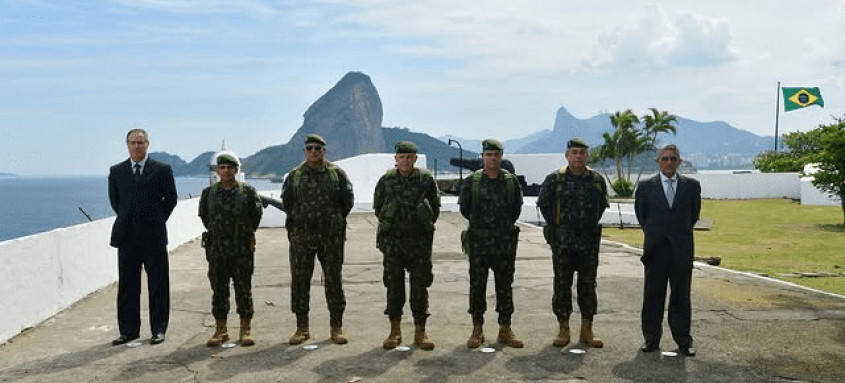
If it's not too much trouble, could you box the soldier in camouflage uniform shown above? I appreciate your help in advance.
[458,139,524,349]
[373,141,441,350]
[537,138,609,348]
[199,153,263,347]
[282,134,354,345]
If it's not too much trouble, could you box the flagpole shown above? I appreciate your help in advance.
[774,81,781,152]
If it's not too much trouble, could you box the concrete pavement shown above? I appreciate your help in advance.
[1,213,843,382]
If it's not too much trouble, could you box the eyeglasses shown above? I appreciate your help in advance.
[660,156,679,162]
[305,145,323,151]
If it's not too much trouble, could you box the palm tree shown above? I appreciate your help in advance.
[594,130,623,181]
[609,109,641,181]
[642,108,677,146]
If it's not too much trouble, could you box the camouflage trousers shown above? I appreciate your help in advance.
[551,227,601,321]
[467,233,518,325]
[206,246,254,320]
[288,229,346,327]
[380,233,434,324]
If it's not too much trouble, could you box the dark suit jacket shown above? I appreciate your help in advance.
[108,158,178,248]
[634,174,701,265]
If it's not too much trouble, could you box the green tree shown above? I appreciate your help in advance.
[642,107,678,144]
[592,109,678,197]
[592,110,644,196]
[808,118,845,224]
[754,129,827,172]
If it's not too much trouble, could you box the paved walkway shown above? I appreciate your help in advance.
[1,213,843,382]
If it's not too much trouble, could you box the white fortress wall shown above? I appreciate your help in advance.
[0,198,207,345]
[0,218,118,344]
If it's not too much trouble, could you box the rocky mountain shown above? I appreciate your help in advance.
[148,152,187,172]
[150,151,213,177]
[517,106,773,155]
[242,72,382,177]
[241,71,468,178]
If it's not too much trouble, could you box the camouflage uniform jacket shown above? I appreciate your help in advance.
[458,169,523,232]
[281,161,354,234]
[199,182,263,251]
[537,166,608,244]
[373,168,441,238]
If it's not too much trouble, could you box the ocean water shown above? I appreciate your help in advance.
[0,176,279,242]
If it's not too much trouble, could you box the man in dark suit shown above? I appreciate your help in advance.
[108,128,178,346]
[634,144,701,357]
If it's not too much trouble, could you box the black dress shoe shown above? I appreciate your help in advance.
[678,346,696,356]
[112,334,139,346]
[640,342,659,352]
[150,333,166,345]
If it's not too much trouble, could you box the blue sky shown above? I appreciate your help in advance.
[1,0,843,175]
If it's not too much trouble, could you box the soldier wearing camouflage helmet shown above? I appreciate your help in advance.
[373,141,441,350]
[282,134,354,345]
[199,153,263,347]
[458,139,524,349]
[537,138,609,348]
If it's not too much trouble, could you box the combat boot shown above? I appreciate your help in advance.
[579,319,604,348]
[466,322,484,349]
[239,317,254,346]
[289,314,310,345]
[330,326,348,344]
[207,319,229,347]
[497,325,524,348]
[382,319,402,349]
[553,319,570,347]
[413,321,435,351]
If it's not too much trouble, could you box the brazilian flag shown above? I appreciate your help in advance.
[782,87,824,111]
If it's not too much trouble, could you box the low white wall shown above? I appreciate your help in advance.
[685,172,801,199]
[0,218,119,344]
[166,198,205,251]
[0,197,205,345]
[800,177,842,206]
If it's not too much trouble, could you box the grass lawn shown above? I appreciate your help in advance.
[604,199,845,295]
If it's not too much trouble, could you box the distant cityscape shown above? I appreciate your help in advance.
[684,152,757,169]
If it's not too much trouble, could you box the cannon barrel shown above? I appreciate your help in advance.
[258,195,285,211]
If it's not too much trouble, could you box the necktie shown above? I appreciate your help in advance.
[666,178,675,207]
[134,164,141,182]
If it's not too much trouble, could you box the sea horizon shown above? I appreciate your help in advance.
[0,175,279,242]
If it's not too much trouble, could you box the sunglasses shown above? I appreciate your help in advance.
[660,156,679,162]
[305,145,323,151]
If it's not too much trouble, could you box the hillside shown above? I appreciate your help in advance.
[517,106,773,156]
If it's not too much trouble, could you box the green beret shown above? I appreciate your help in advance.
[394,140,418,154]
[567,138,589,149]
[216,153,240,167]
[304,134,327,146]
[482,138,504,151]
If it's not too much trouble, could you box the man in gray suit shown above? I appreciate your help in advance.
[634,144,701,356]
[108,128,177,346]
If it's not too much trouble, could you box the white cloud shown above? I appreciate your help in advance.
[591,4,736,70]
[666,12,735,67]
